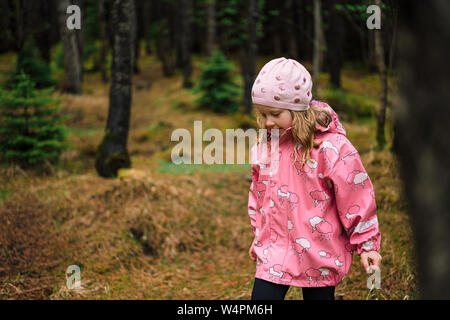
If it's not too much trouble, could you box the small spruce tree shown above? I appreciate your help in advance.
[192,49,241,114]
[4,39,55,90]
[0,73,69,168]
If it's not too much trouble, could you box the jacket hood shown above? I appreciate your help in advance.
[310,100,347,136]
[266,100,347,144]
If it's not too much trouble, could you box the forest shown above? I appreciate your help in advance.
[0,0,449,301]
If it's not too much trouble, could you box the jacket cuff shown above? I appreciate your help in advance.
[356,235,381,256]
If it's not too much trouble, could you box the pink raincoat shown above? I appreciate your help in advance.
[248,101,381,287]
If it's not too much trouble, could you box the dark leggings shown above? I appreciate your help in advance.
[251,278,335,300]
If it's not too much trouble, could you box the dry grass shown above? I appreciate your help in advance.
[0,52,418,300]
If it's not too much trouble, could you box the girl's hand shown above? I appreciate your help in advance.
[249,241,257,262]
[360,251,382,272]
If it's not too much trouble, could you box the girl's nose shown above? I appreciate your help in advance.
[265,119,275,127]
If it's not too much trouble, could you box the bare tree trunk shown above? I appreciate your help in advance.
[155,0,175,77]
[74,0,85,82]
[367,28,377,72]
[327,0,344,89]
[395,0,450,299]
[58,0,82,94]
[99,0,108,83]
[0,0,10,52]
[142,0,152,55]
[206,0,216,56]
[133,0,142,74]
[312,0,323,97]
[388,0,399,71]
[284,0,297,59]
[269,0,282,56]
[273,36,282,57]
[95,0,135,178]
[180,0,193,88]
[241,0,258,115]
[175,1,183,69]
[35,0,52,63]
[293,0,307,61]
[13,0,24,51]
[374,0,387,150]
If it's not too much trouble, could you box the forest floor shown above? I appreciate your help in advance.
[0,52,418,300]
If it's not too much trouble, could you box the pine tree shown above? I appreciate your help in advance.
[193,49,241,114]
[0,73,69,167]
[4,39,55,90]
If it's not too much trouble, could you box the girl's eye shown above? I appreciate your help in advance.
[272,113,280,117]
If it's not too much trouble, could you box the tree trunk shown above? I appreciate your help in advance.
[142,0,152,55]
[394,0,450,299]
[312,0,323,97]
[35,0,52,63]
[367,30,378,72]
[0,0,10,52]
[155,0,176,77]
[241,0,258,115]
[284,0,297,59]
[133,0,142,74]
[374,0,387,150]
[95,0,135,178]
[175,6,183,70]
[58,0,82,94]
[206,0,216,56]
[327,0,344,89]
[74,0,85,81]
[294,0,309,61]
[99,0,108,83]
[180,0,193,88]
[388,0,399,71]
[14,0,24,51]
[268,0,282,56]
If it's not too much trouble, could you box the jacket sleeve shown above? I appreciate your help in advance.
[327,141,381,256]
[248,144,259,236]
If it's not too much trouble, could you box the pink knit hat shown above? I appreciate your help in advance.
[252,57,313,111]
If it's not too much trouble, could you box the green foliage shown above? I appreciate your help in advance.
[334,1,390,29]
[192,50,241,114]
[4,39,55,89]
[320,87,376,120]
[335,2,389,14]
[335,3,368,13]
[186,0,266,51]
[54,43,65,72]
[0,73,69,167]
[215,0,251,48]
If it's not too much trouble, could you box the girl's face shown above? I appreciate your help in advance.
[255,104,293,135]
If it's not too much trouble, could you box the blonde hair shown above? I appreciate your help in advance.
[255,104,333,169]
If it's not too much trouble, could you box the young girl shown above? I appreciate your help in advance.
[247,57,382,300]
